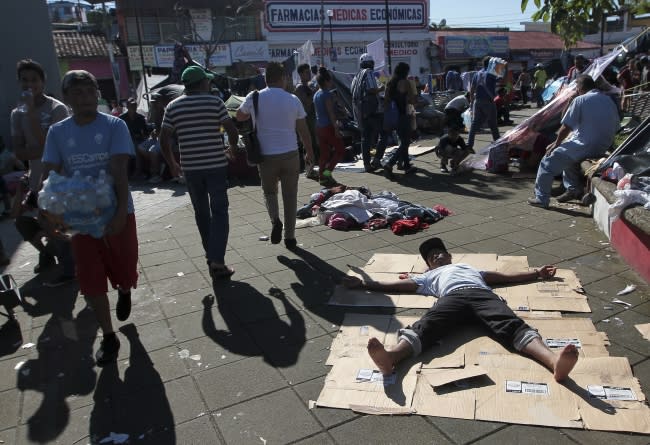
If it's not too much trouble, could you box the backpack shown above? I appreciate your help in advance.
[351,68,379,118]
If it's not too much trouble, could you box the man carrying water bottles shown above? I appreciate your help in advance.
[41,70,139,366]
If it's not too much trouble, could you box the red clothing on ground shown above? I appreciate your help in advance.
[71,213,139,295]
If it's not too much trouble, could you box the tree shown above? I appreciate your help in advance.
[521,0,650,49]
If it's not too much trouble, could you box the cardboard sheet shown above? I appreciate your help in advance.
[318,313,650,433]
[316,355,419,414]
[635,323,650,341]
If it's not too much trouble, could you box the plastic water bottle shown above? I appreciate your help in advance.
[65,171,85,212]
[96,171,113,208]
[78,176,97,213]
[17,90,32,113]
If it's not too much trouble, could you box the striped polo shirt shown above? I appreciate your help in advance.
[162,93,230,171]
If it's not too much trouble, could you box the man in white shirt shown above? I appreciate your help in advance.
[343,237,579,382]
[237,62,314,249]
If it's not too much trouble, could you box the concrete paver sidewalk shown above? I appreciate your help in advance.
[0,107,648,444]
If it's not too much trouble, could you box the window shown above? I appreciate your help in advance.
[216,16,257,42]
[125,16,160,44]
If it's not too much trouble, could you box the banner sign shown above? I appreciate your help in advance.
[264,1,427,31]
[441,36,509,59]
[230,41,270,62]
[127,45,155,71]
[154,44,231,68]
[190,9,213,42]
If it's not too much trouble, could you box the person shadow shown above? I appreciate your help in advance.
[203,279,305,368]
[89,323,176,444]
[16,299,97,443]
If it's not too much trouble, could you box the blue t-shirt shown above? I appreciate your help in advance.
[560,89,620,159]
[472,70,497,102]
[43,113,135,213]
[411,263,491,296]
[314,89,333,128]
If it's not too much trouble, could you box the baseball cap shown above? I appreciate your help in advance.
[61,70,98,92]
[181,66,214,85]
[418,237,448,262]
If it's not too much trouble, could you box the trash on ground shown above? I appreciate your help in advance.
[14,361,25,370]
[617,284,636,296]
[614,317,624,326]
[176,272,184,277]
[259,236,269,241]
[164,224,172,229]
[603,305,614,310]
[178,349,190,359]
[189,354,201,361]
[18,262,31,268]
[21,342,35,349]
[612,298,632,309]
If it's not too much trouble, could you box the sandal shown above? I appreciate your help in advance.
[209,264,235,280]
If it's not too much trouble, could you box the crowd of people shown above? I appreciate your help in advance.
[0,45,633,368]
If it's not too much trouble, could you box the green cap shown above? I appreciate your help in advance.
[181,66,214,85]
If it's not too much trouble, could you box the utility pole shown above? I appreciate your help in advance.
[384,0,392,74]
[134,0,149,108]
[320,0,325,66]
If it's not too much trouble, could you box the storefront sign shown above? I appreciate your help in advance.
[265,1,427,31]
[190,9,213,42]
[230,41,270,62]
[441,36,509,59]
[127,45,155,71]
[154,44,231,68]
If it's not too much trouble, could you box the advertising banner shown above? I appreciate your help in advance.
[154,44,231,68]
[265,1,427,31]
[127,45,155,71]
[441,36,509,59]
[230,41,270,62]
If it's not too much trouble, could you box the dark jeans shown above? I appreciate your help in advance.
[520,85,529,104]
[360,113,388,166]
[408,288,533,352]
[387,114,412,167]
[467,99,500,148]
[497,106,511,123]
[184,167,229,264]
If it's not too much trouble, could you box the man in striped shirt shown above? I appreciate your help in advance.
[160,66,239,279]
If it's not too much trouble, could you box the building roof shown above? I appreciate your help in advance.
[52,29,120,58]
[433,30,599,51]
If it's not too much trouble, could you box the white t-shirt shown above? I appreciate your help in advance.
[411,263,491,296]
[239,87,306,155]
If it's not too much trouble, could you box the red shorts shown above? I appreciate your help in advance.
[71,213,139,296]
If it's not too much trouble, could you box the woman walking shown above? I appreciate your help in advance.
[383,62,417,179]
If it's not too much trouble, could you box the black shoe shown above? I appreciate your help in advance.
[550,185,566,197]
[284,238,297,250]
[43,274,76,288]
[383,165,394,180]
[556,190,581,203]
[271,220,283,244]
[95,333,120,366]
[581,192,596,206]
[34,252,55,274]
[116,289,132,322]
[369,160,382,171]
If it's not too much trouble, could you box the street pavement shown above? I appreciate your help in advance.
[0,107,648,444]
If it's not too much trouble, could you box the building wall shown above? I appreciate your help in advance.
[66,57,130,100]
[0,0,61,147]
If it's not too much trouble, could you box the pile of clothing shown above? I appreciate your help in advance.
[297,186,449,234]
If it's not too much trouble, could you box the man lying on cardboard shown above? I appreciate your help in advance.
[342,237,579,382]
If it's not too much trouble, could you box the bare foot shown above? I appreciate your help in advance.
[367,337,395,376]
[554,344,579,382]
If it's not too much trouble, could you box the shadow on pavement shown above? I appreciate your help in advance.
[89,323,176,444]
[204,279,306,367]
[17,299,97,443]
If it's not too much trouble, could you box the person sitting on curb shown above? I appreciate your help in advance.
[494,87,514,125]
[342,237,579,382]
[527,75,619,208]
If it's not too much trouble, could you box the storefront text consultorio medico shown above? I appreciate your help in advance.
[264,1,428,31]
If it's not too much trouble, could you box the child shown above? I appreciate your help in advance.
[435,127,473,175]
[494,87,514,125]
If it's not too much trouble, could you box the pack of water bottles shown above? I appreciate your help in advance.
[38,169,116,238]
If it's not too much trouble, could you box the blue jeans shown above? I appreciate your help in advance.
[534,148,582,206]
[387,114,411,167]
[184,167,229,264]
[361,114,388,166]
[467,99,500,148]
